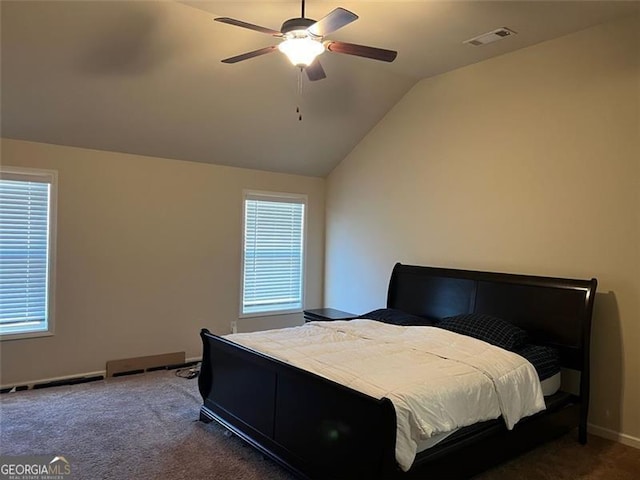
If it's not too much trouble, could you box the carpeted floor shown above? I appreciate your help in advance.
[474,429,638,480]
[1,370,638,479]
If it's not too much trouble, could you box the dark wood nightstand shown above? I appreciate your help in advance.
[303,308,357,322]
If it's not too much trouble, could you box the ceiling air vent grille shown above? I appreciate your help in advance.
[464,27,517,46]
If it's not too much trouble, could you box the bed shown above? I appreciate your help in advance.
[198,263,597,479]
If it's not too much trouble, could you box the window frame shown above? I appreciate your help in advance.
[239,190,307,319]
[0,166,57,341]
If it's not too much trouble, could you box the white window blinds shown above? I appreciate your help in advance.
[242,194,305,315]
[0,169,55,336]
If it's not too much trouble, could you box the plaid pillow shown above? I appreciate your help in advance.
[437,313,527,351]
[514,343,560,380]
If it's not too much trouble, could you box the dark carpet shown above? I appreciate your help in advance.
[1,370,637,479]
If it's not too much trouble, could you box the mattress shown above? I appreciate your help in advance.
[540,372,561,396]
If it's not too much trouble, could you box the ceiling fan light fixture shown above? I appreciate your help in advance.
[216,5,397,79]
[278,33,325,67]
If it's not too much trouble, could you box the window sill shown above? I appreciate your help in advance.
[0,330,54,342]
[239,309,303,320]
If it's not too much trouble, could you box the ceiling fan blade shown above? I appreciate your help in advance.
[326,41,397,62]
[307,8,358,37]
[214,17,282,36]
[305,60,326,81]
[221,46,278,64]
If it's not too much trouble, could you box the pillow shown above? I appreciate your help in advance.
[514,343,560,381]
[436,313,527,351]
[358,308,435,327]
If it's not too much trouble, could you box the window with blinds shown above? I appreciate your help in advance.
[0,168,56,338]
[241,193,306,316]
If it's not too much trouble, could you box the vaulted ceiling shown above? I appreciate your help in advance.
[1,1,636,176]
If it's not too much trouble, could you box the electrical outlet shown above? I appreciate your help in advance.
[231,321,237,334]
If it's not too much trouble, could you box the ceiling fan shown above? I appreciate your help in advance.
[214,0,398,81]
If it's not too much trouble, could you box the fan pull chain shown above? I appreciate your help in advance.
[296,67,304,121]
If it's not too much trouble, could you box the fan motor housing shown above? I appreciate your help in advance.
[281,18,316,35]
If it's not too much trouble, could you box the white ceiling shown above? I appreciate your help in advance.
[2,1,637,176]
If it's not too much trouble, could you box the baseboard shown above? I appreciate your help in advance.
[589,423,640,449]
[0,369,106,392]
[1,356,203,392]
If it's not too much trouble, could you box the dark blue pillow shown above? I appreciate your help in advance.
[358,308,435,327]
[514,343,560,380]
[437,313,527,351]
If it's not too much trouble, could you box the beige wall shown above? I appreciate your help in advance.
[326,16,639,444]
[0,139,325,385]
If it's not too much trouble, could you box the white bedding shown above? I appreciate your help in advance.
[225,319,545,471]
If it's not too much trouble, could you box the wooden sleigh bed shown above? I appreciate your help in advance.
[198,263,597,479]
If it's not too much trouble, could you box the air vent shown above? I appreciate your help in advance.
[464,27,517,46]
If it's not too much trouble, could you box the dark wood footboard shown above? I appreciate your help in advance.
[198,329,399,480]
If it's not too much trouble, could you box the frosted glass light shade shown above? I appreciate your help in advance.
[278,37,325,67]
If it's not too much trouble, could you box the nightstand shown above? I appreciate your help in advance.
[303,308,357,322]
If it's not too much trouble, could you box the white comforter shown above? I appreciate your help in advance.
[225,319,545,471]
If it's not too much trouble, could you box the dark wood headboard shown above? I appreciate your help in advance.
[386,263,597,372]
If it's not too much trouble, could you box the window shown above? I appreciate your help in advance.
[241,192,306,316]
[0,167,57,339]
